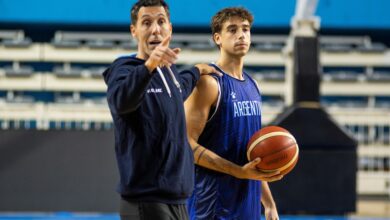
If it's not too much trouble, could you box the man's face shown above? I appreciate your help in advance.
[131,6,172,60]
[214,17,251,57]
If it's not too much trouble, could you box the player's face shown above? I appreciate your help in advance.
[131,6,172,60]
[214,17,251,57]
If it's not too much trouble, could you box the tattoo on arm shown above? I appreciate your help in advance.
[196,148,207,164]
[203,152,227,173]
[194,146,236,176]
[193,145,202,154]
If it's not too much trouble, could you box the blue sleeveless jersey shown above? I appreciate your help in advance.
[188,64,263,220]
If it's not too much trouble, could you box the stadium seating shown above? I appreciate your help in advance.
[0,29,389,196]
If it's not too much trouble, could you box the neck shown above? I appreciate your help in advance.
[136,48,149,61]
[216,52,244,80]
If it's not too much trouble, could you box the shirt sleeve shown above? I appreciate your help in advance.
[105,63,153,115]
[178,66,200,101]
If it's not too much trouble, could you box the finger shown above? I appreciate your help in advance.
[155,46,177,60]
[199,67,223,76]
[163,47,179,60]
[249,157,261,168]
[258,170,280,178]
[153,48,177,66]
[161,59,175,67]
[211,67,223,76]
[266,175,283,182]
[151,49,163,59]
[160,35,171,47]
[161,53,177,65]
[160,61,170,68]
[172,47,181,55]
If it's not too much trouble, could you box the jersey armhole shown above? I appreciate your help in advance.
[206,77,221,123]
[247,73,261,95]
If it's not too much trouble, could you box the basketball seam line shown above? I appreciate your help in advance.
[259,145,299,172]
[246,131,297,161]
[257,142,298,166]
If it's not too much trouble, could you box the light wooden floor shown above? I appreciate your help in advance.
[353,199,390,217]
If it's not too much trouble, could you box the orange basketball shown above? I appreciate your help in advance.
[247,126,299,176]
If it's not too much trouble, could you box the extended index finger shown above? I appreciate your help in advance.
[160,35,171,47]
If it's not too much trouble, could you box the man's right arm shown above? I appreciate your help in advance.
[106,63,153,115]
[106,36,180,115]
[184,75,282,182]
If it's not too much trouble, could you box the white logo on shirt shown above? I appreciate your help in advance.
[230,92,237,100]
[147,88,163,94]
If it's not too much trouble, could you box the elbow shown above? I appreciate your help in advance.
[108,93,140,115]
[114,102,138,115]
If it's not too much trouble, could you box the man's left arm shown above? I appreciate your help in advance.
[261,181,279,220]
[178,64,221,100]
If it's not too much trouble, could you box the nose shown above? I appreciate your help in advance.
[151,21,161,35]
[238,29,245,40]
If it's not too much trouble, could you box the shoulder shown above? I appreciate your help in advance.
[185,75,220,106]
[197,75,219,92]
[190,75,220,106]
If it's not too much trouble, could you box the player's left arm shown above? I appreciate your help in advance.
[261,181,279,220]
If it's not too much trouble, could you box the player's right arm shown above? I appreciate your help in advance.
[184,75,282,182]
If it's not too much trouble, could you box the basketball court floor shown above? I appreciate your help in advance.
[0,199,388,220]
[0,214,388,220]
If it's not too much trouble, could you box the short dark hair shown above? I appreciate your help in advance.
[130,0,170,25]
[211,7,254,36]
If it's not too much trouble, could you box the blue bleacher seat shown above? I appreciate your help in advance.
[88,67,107,78]
[119,41,137,50]
[323,71,363,82]
[256,70,285,81]
[356,43,386,53]
[55,96,82,104]
[7,95,35,103]
[2,38,32,48]
[86,40,115,49]
[367,71,390,82]
[53,66,82,78]
[188,42,215,51]
[51,40,82,48]
[322,44,354,53]
[4,66,34,77]
[254,43,284,52]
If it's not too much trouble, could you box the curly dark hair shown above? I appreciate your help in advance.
[211,7,254,36]
[130,0,170,25]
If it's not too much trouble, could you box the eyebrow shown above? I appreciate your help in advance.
[226,24,250,29]
[141,13,166,19]
[226,24,238,29]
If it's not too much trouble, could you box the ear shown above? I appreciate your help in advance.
[213,33,221,47]
[169,22,173,35]
[130,24,137,39]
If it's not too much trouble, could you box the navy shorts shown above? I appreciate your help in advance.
[120,198,189,220]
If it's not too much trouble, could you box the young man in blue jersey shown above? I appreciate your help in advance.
[185,7,283,220]
[103,0,218,219]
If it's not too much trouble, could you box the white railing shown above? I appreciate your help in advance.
[1,31,389,197]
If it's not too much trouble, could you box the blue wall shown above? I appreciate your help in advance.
[0,0,389,29]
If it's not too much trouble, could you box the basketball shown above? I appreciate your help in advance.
[247,126,299,175]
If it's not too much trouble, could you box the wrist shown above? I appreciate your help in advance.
[263,201,277,209]
[145,60,157,73]
[231,165,244,179]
